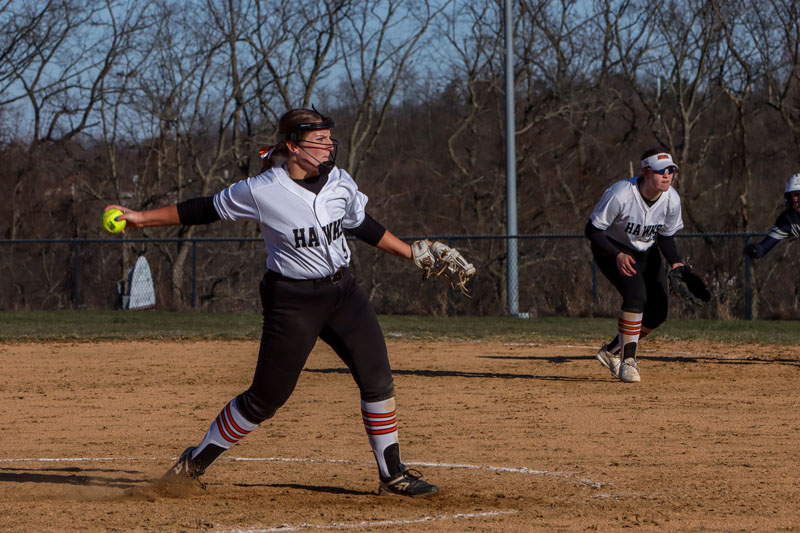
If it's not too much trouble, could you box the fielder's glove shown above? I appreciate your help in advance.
[743,243,762,259]
[412,240,476,297]
[668,265,711,306]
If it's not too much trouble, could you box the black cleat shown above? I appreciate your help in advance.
[161,446,205,485]
[378,468,439,497]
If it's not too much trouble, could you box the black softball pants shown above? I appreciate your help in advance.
[591,241,670,330]
[236,268,394,424]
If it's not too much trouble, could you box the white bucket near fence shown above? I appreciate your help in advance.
[117,256,155,310]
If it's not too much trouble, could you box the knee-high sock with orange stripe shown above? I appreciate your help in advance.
[362,398,403,479]
[189,396,259,473]
[618,311,643,360]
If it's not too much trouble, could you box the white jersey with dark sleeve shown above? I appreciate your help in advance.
[589,177,684,252]
[213,165,367,279]
[767,209,800,241]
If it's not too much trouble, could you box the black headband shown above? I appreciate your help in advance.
[277,106,335,142]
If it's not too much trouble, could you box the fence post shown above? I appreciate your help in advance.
[447,237,455,314]
[72,241,80,310]
[191,240,197,309]
[744,236,752,320]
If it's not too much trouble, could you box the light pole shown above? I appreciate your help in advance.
[505,0,528,318]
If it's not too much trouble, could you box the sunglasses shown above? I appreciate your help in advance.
[652,166,677,175]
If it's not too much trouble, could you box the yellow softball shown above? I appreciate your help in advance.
[101,208,126,234]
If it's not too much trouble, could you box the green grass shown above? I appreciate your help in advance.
[0,311,798,344]
[0,310,262,342]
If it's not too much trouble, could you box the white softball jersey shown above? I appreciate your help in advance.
[590,177,684,252]
[213,165,367,279]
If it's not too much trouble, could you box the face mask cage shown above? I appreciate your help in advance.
[300,138,339,175]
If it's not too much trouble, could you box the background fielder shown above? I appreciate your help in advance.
[744,174,800,260]
[105,108,446,497]
[584,148,687,383]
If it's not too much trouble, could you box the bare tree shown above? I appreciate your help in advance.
[0,1,159,309]
[247,0,351,124]
[608,0,730,233]
[337,0,448,176]
[752,0,800,169]
[711,0,759,230]
[0,0,153,241]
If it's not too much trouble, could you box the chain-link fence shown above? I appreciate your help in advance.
[0,234,797,319]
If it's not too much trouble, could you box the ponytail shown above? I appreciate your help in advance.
[258,143,290,173]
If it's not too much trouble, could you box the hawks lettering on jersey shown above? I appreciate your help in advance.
[624,222,663,240]
[294,218,344,248]
[590,177,683,252]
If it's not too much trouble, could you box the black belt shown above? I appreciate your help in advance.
[266,267,346,287]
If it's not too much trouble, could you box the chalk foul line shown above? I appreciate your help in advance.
[215,510,518,532]
[0,456,605,488]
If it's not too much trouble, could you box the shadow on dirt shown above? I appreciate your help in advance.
[0,467,144,489]
[234,482,374,496]
[477,354,800,366]
[305,367,599,382]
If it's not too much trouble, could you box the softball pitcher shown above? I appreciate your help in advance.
[585,148,687,383]
[744,174,800,259]
[105,108,447,497]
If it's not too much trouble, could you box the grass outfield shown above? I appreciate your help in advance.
[0,310,798,344]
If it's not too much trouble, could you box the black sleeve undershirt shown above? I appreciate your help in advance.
[346,213,386,247]
[656,234,682,266]
[753,236,780,258]
[176,196,221,225]
[748,209,799,258]
[584,220,622,257]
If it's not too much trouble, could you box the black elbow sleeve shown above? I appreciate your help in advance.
[585,220,621,257]
[345,213,386,247]
[176,196,221,225]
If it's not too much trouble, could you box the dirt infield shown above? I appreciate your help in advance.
[1,338,799,532]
